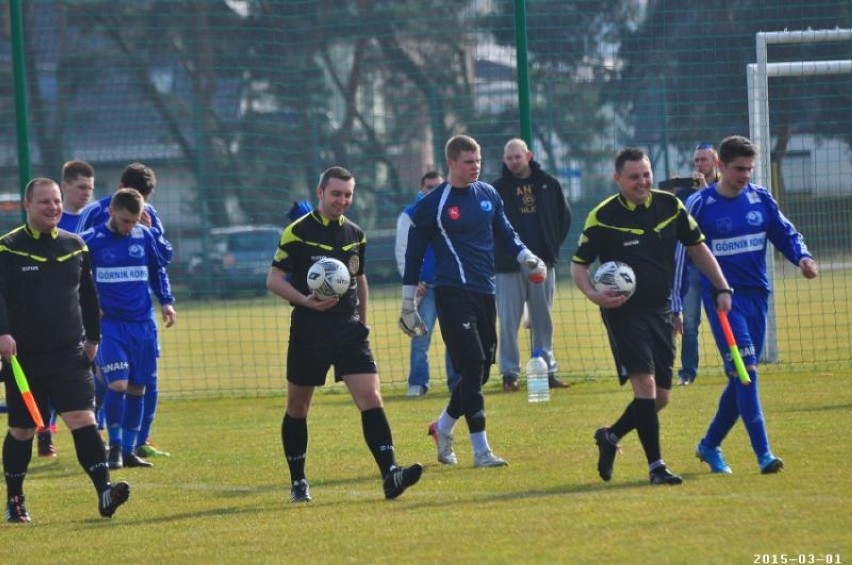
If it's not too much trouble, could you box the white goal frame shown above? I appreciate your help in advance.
[748,28,852,362]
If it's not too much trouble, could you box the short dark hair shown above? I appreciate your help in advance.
[718,135,757,164]
[110,188,144,215]
[62,160,94,183]
[614,147,648,174]
[120,163,157,197]
[318,166,354,190]
[24,177,58,202]
[445,135,479,161]
[420,171,441,187]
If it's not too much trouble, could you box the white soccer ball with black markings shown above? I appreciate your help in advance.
[592,261,636,299]
[307,257,351,298]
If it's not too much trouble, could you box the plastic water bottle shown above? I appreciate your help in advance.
[526,349,550,403]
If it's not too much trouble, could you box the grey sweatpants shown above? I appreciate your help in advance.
[495,269,557,379]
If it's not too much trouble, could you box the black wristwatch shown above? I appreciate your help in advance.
[715,288,734,296]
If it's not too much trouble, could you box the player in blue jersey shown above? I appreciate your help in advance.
[401,135,547,468]
[59,160,95,232]
[674,135,818,475]
[79,163,173,459]
[77,163,173,265]
[81,188,176,469]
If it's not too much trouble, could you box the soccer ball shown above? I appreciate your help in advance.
[307,257,351,298]
[592,261,636,299]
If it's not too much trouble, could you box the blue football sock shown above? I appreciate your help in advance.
[94,377,108,430]
[703,376,740,448]
[122,393,144,455]
[737,370,771,458]
[104,388,125,446]
[138,378,158,446]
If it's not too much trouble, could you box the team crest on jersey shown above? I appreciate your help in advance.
[715,216,733,234]
[448,206,460,220]
[348,255,359,274]
[101,248,117,264]
[480,200,493,212]
[746,210,763,226]
[129,244,144,258]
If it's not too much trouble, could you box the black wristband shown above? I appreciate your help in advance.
[714,288,734,297]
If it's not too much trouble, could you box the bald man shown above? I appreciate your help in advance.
[492,139,572,392]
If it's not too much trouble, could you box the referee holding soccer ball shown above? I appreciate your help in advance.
[266,166,422,503]
[570,147,732,486]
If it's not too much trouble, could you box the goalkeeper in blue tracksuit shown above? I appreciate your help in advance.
[673,135,818,475]
[80,188,176,469]
[400,135,547,469]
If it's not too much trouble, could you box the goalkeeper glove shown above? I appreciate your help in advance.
[518,249,547,284]
[399,285,427,337]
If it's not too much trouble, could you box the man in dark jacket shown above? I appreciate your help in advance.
[493,139,571,391]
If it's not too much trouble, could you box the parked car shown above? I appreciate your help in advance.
[187,225,281,298]
[0,193,24,235]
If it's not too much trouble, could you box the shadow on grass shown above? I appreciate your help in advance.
[210,471,383,499]
[776,402,852,414]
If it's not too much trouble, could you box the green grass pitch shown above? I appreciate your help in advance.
[4,369,850,563]
[3,263,850,562]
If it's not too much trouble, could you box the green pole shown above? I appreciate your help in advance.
[9,0,32,209]
[660,77,670,179]
[514,0,533,150]
[429,85,444,171]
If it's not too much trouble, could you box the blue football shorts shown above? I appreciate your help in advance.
[97,318,159,387]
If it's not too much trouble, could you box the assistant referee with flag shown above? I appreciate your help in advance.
[0,177,129,523]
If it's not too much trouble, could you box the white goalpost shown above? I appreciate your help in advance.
[747,28,852,362]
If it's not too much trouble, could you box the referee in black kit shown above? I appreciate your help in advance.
[1,178,129,523]
[266,166,422,503]
[570,148,732,486]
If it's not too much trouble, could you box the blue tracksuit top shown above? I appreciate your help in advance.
[77,195,173,265]
[81,223,174,322]
[403,199,436,284]
[673,182,811,310]
[403,181,527,295]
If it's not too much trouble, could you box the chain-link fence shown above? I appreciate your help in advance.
[2,1,849,397]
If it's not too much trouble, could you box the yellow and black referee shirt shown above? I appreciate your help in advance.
[0,224,100,356]
[271,210,365,315]
[573,190,704,309]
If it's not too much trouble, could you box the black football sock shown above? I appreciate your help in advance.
[72,424,111,493]
[3,432,32,499]
[633,398,661,465]
[609,400,636,439]
[361,407,396,476]
[282,413,308,483]
[459,361,486,432]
